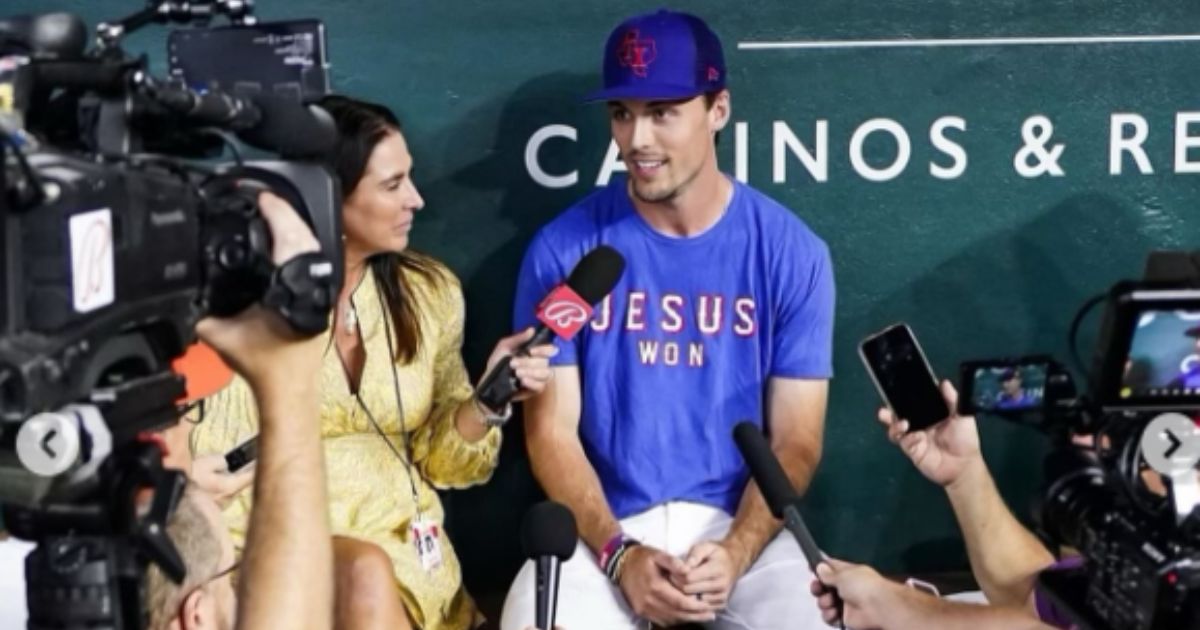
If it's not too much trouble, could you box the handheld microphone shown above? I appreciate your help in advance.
[733,422,844,620]
[521,501,577,630]
[732,422,825,568]
[475,245,625,411]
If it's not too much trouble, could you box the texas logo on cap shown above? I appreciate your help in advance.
[618,29,657,77]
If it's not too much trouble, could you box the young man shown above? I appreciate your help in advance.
[501,10,833,630]
[996,369,1031,410]
[1167,326,1200,390]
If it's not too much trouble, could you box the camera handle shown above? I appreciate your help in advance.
[98,1,258,50]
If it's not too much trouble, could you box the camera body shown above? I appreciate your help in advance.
[0,4,341,628]
[960,255,1200,630]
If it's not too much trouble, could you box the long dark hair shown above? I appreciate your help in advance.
[318,94,440,364]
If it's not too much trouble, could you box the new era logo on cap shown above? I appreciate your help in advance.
[587,9,726,102]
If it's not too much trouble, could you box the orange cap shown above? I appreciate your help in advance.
[172,342,234,404]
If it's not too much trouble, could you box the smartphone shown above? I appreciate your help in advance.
[859,323,949,432]
[224,436,259,473]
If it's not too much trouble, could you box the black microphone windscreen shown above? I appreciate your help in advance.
[565,245,625,305]
[733,421,796,519]
[520,501,578,561]
[240,94,337,158]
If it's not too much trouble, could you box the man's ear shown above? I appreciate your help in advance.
[709,89,731,133]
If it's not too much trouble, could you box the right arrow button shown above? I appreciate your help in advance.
[1142,413,1200,476]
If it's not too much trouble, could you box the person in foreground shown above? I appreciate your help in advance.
[146,191,334,629]
[810,381,1065,630]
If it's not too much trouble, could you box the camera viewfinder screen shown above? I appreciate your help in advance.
[168,20,329,102]
[1121,309,1200,400]
[971,363,1047,412]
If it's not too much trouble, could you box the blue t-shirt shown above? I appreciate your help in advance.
[995,391,1033,410]
[513,175,835,519]
[1170,364,1200,389]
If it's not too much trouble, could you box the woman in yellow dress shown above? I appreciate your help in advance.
[190,95,555,630]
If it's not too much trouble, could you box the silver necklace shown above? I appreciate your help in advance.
[342,300,358,334]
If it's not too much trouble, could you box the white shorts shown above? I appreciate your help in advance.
[500,502,826,630]
[0,539,34,626]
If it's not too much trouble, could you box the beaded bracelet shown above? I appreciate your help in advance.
[599,534,641,585]
[598,533,626,570]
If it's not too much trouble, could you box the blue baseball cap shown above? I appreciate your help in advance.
[585,9,726,103]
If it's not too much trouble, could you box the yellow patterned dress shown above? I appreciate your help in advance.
[190,260,500,630]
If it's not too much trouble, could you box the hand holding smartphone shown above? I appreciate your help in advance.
[859,323,949,432]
